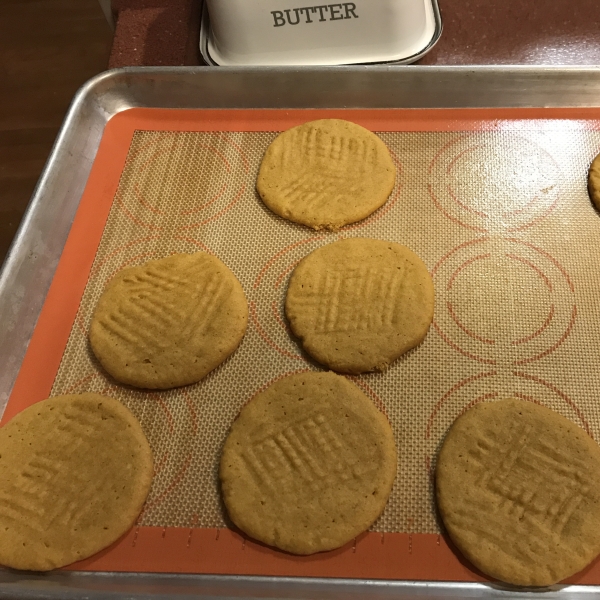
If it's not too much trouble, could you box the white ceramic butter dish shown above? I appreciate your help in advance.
[199,0,442,66]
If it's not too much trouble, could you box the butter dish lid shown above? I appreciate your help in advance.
[200,0,442,66]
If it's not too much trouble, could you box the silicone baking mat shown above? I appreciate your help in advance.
[6,107,600,583]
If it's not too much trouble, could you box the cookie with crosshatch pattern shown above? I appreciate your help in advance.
[588,152,600,211]
[436,398,600,587]
[285,238,434,374]
[90,252,248,389]
[0,393,153,571]
[256,119,396,230]
[219,371,397,555]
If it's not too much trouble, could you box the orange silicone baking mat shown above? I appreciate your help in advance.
[6,107,600,583]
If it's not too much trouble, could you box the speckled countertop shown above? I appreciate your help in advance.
[420,0,600,65]
[108,0,600,67]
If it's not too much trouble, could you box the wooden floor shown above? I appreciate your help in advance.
[0,0,113,264]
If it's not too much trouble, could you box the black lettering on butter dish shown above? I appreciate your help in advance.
[285,8,301,24]
[329,4,344,19]
[343,2,358,18]
[313,5,329,21]
[271,4,359,27]
[271,10,286,26]
[299,7,314,23]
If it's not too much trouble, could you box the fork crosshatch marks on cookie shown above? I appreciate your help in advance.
[293,266,407,334]
[99,268,230,353]
[281,130,376,174]
[469,424,591,537]
[241,413,378,493]
[277,137,378,208]
[280,171,359,211]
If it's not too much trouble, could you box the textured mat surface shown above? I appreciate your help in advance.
[48,125,600,538]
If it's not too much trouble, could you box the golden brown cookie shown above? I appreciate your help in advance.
[0,393,153,571]
[90,252,248,389]
[220,371,397,555]
[436,398,600,587]
[285,238,434,374]
[588,152,600,210]
[256,119,396,230]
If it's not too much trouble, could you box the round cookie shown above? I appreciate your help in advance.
[436,398,600,587]
[220,371,397,555]
[0,393,153,571]
[285,238,434,374]
[256,119,396,230]
[588,152,600,211]
[90,252,248,389]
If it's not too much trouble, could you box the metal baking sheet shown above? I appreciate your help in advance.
[3,66,600,598]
